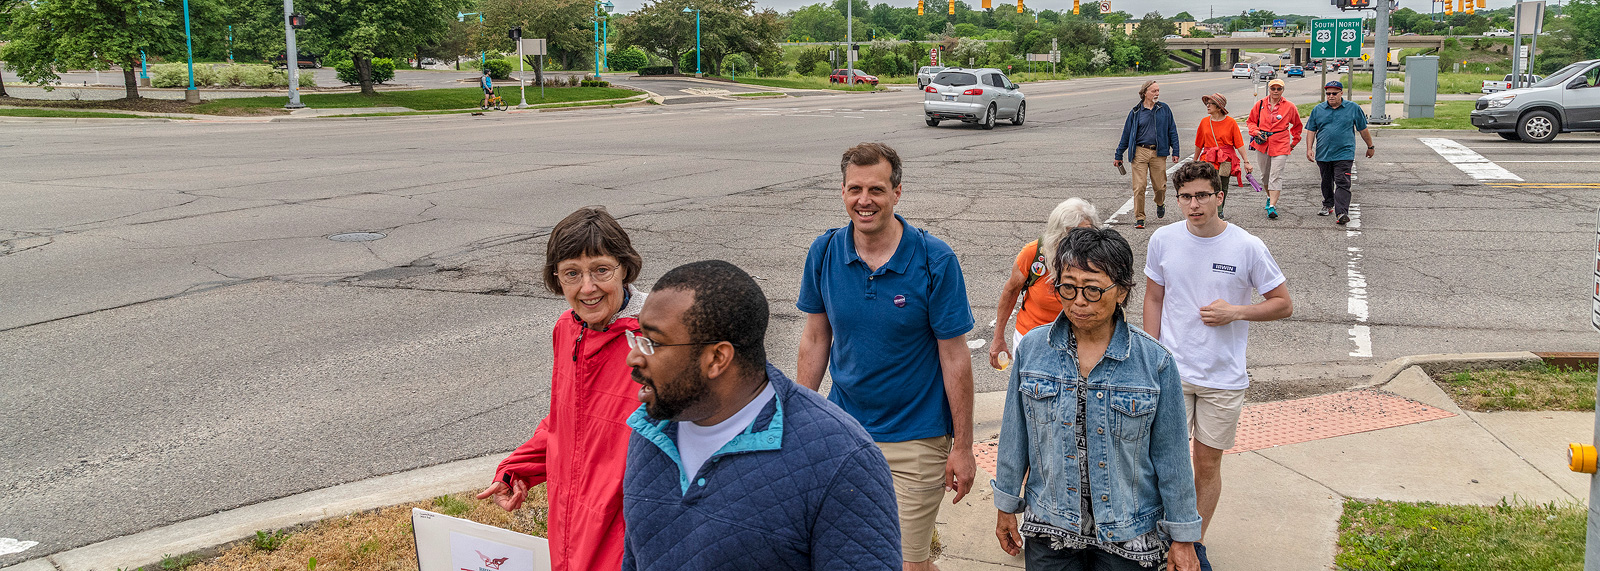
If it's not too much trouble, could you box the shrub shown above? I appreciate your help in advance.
[809,61,833,76]
[580,79,611,87]
[638,66,675,76]
[721,53,753,75]
[795,47,828,78]
[151,63,219,88]
[607,47,649,71]
[481,58,513,80]
[679,49,703,74]
[335,58,396,84]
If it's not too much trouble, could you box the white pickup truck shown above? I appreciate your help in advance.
[1483,28,1513,37]
[1482,73,1544,93]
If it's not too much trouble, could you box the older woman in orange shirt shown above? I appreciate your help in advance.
[988,198,1102,370]
[1190,93,1251,220]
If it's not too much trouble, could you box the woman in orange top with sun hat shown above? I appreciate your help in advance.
[1191,93,1252,220]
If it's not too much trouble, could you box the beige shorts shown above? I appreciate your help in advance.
[1182,381,1247,450]
[875,435,952,563]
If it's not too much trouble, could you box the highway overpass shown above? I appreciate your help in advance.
[1167,35,1453,71]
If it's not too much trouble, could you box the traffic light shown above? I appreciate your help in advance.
[948,0,954,14]
[1016,0,1023,12]
[1444,0,1453,15]
[1465,0,1474,14]
[508,26,522,41]
[981,0,990,9]
[1072,0,1080,14]
[918,0,924,14]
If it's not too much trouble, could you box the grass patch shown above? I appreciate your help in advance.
[1439,362,1597,412]
[717,74,880,91]
[191,86,639,114]
[729,91,786,97]
[177,489,548,571]
[0,108,151,119]
[1336,498,1584,571]
[316,96,642,117]
[1392,100,1476,130]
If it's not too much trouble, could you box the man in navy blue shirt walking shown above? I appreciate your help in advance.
[797,142,977,571]
[1304,81,1376,226]
[622,260,900,570]
[1114,80,1182,229]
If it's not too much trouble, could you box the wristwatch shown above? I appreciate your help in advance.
[1367,145,1375,149]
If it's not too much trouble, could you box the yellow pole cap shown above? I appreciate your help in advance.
[1568,443,1597,474]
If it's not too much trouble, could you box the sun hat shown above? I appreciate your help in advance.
[1201,93,1228,115]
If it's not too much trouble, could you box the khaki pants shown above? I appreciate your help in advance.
[876,435,952,563]
[1252,149,1289,191]
[1182,381,1247,450]
[1130,146,1167,221]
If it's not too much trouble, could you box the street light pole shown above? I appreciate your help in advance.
[683,7,701,76]
[283,0,304,109]
[594,1,614,79]
[1372,0,1392,124]
[182,0,198,103]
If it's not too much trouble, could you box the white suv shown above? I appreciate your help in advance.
[1231,63,1254,79]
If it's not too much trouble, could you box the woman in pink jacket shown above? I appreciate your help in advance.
[477,206,645,571]
[1246,78,1305,220]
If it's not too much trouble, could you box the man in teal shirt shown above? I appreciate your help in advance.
[1304,81,1375,226]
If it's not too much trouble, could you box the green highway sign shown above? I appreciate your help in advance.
[1310,18,1362,59]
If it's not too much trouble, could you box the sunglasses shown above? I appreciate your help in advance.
[1269,86,1284,91]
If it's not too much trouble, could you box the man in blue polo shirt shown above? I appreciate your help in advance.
[1304,81,1375,226]
[797,142,977,571]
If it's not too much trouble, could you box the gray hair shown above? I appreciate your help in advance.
[1038,198,1102,274]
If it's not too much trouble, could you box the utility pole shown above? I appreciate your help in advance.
[846,0,854,85]
[1372,0,1392,124]
[283,0,304,109]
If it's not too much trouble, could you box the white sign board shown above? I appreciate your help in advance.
[413,508,550,571]
[1593,208,1600,332]
[1098,0,1110,12]
[519,39,547,56]
[1514,1,1546,35]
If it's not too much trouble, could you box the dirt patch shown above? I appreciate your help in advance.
[0,96,288,116]
[178,489,547,571]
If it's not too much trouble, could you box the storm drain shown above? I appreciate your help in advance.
[328,232,386,242]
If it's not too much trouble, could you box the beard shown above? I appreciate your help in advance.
[636,367,711,422]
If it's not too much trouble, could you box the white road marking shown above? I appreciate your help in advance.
[0,538,39,556]
[1418,137,1524,181]
[1495,160,1600,163]
[1344,203,1372,358]
[1104,157,1192,225]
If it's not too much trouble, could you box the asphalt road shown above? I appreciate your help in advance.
[3,71,1598,566]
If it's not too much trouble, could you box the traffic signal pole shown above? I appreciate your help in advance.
[283,0,304,109]
[1371,0,1391,123]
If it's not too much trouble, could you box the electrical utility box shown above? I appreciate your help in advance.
[1404,55,1439,119]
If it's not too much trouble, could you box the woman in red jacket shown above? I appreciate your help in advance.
[477,206,645,571]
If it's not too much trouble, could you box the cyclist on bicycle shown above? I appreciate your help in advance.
[481,70,495,108]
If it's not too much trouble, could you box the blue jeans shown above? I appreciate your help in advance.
[1025,537,1151,571]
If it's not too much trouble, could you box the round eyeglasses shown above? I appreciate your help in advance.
[555,264,620,286]
[1055,283,1114,302]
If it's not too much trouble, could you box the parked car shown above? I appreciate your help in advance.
[1471,59,1600,143]
[1231,62,1255,79]
[923,68,1026,130]
[1482,73,1545,93]
[1484,28,1513,37]
[1287,65,1305,78]
[269,53,322,69]
[828,69,878,85]
[916,66,946,88]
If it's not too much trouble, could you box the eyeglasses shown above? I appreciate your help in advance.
[1269,86,1284,91]
[555,264,620,286]
[625,329,721,356]
[1175,191,1219,202]
[1054,283,1114,302]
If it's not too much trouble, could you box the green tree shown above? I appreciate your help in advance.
[1173,11,1194,21]
[305,0,465,95]
[0,0,186,99]
[1132,11,1172,69]
[786,3,847,41]
[477,0,597,72]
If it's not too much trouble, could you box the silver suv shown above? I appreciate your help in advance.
[923,68,1026,130]
[916,66,945,88]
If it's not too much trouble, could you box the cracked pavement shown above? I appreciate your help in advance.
[3,71,1599,566]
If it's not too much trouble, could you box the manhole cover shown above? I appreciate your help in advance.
[328,232,386,242]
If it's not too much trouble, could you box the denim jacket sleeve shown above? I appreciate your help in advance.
[992,363,1029,514]
[1150,351,1203,542]
[1114,108,1136,162]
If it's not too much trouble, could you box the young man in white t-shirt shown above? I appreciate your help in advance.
[1142,161,1293,566]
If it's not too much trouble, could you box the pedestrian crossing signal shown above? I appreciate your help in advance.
[918,0,924,14]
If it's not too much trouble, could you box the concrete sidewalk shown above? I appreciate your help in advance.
[935,363,1592,570]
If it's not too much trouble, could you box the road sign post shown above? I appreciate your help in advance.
[1311,18,1362,102]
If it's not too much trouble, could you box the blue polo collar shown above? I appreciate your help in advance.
[627,366,788,495]
[843,214,917,276]
[1047,309,1133,362]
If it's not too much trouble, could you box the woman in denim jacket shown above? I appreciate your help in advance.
[992,227,1202,571]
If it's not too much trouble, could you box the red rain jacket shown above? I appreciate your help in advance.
[495,295,642,571]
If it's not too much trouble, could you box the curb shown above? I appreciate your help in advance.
[1359,351,1543,390]
[1,454,501,571]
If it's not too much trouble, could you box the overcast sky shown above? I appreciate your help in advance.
[606,0,1518,20]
